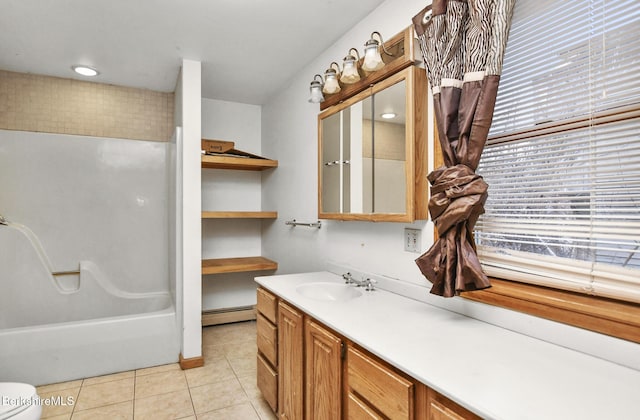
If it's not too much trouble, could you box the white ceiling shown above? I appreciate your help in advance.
[0,0,388,105]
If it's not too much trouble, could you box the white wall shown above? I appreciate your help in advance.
[201,98,267,310]
[261,0,431,280]
[176,59,202,360]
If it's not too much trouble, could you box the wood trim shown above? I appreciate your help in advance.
[461,278,640,343]
[318,212,415,222]
[178,353,204,370]
[201,211,277,219]
[202,307,257,326]
[414,66,430,221]
[415,382,429,420]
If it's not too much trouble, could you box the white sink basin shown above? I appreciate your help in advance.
[296,282,362,302]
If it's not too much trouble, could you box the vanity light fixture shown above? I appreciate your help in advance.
[362,31,392,72]
[308,74,325,103]
[340,48,361,84]
[322,62,342,95]
[72,65,99,77]
[381,112,397,119]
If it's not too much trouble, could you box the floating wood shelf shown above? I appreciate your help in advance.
[202,256,278,275]
[201,154,278,170]
[202,211,278,219]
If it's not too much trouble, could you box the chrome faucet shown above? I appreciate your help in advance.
[0,214,8,226]
[343,272,365,286]
[364,278,377,291]
[342,272,377,291]
[342,272,355,284]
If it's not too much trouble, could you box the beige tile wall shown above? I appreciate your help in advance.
[0,70,174,142]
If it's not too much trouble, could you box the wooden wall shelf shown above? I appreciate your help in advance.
[200,143,278,325]
[202,211,278,219]
[202,256,278,275]
[201,154,278,170]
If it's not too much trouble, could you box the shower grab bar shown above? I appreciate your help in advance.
[285,219,322,229]
[52,270,81,276]
[5,220,82,290]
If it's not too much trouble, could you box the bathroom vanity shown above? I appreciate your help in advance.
[255,272,640,419]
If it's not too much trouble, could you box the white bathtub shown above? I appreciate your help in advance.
[0,306,179,386]
[0,224,179,385]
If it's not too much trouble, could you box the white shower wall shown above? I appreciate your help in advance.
[0,129,170,294]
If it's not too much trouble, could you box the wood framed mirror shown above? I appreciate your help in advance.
[318,65,429,222]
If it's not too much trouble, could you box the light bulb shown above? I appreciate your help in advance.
[340,58,360,84]
[308,74,325,103]
[309,85,324,103]
[72,65,99,76]
[323,69,341,94]
[362,41,384,72]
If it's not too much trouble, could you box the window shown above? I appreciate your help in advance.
[471,0,640,318]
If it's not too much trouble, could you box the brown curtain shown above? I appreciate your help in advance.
[412,0,515,297]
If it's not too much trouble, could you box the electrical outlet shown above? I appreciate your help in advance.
[404,228,421,253]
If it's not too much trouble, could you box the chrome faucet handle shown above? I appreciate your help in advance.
[342,272,353,284]
[365,278,377,291]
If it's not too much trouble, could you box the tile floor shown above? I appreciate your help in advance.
[36,320,276,420]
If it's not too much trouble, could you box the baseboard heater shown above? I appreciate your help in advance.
[202,305,256,327]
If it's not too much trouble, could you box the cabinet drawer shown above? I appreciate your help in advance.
[426,387,481,420]
[257,313,278,366]
[257,353,278,413]
[257,287,278,324]
[348,392,385,420]
[347,346,414,420]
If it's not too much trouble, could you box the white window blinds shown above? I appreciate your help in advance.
[475,0,640,303]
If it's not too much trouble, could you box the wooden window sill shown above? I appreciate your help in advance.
[460,278,640,343]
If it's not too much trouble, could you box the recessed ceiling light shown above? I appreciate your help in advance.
[72,65,99,77]
[381,112,396,119]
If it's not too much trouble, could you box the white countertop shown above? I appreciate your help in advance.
[255,271,640,420]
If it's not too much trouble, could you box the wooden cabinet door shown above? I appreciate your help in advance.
[347,392,385,420]
[278,301,304,420]
[305,320,342,420]
[425,387,481,420]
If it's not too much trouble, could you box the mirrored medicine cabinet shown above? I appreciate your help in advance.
[318,65,429,222]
